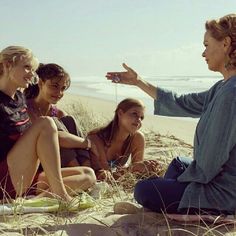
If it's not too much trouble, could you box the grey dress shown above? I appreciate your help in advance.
[154,76,236,213]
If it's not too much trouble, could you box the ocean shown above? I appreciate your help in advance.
[68,75,222,115]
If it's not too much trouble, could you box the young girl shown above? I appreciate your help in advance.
[24,63,91,167]
[0,46,96,201]
[88,98,160,181]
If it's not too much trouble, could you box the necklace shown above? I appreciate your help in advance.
[29,100,51,117]
[36,105,51,116]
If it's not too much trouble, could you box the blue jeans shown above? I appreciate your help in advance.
[134,157,226,214]
[134,157,191,214]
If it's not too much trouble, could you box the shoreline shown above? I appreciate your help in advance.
[59,93,197,145]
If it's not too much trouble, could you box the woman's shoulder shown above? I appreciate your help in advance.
[53,106,68,118]
[125,131,145,156]
[131,131,145,145]
[88,132,105,147]
[133,130,145,139]
[215,79,236,102]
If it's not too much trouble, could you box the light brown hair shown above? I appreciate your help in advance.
[205,14,236,69]
[89,98,145,146]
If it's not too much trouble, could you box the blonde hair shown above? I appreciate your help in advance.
[205,14,236,69]
[0,46,39,76]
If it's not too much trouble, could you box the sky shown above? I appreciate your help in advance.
[1,0,236,78]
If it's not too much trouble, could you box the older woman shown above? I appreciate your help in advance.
[106,14,236,214]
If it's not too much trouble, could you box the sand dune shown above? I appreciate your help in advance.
[1,94,234,236]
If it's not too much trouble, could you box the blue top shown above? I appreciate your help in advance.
[154,76,236,213]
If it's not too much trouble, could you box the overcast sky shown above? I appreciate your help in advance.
[1,0,236,77]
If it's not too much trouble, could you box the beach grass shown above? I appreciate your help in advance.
[0,95,235,235]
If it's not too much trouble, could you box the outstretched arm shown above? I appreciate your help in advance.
[106,63,157,99]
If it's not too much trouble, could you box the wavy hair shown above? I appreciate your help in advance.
[0,45,39,76]
[205,14,236,69]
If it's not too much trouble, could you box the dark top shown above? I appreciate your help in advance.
[154,76,236,213]
[0,90,31,162]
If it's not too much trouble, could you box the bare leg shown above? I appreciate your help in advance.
[36,166,96,196]
[7,117,71,201]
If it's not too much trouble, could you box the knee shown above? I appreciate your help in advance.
[134,179,149,205]
[82,167,97,185]
[37,117,57,133]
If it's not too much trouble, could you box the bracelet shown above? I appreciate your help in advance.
[86,138,92,150]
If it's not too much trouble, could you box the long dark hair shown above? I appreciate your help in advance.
[89,98,145,147]
[24,63,71,99]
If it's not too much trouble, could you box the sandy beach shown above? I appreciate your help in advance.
[59,93,198,145]
[2,94,235,236]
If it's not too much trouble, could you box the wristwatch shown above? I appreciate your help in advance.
[86,138,92,150]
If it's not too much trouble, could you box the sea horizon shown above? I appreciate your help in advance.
[68,75,222,115]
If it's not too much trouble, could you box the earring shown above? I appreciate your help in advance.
[224,55,231,69]
[224,61,230,69]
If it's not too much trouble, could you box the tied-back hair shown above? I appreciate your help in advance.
[89,98,145,148]
[24,63,71,99]
[206,13,236,69]
[0,45,39,76]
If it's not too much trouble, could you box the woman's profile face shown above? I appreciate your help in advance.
[8,58,35,89]
[118,106,145,134]
[39,77,68,104]
[202,31,226,72]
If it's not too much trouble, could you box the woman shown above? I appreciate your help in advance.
[0,46,96,201]
[88,98,160,181]
[106,14,236,214]
[24,63,91,167]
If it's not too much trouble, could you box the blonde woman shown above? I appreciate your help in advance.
[0,46,96,201]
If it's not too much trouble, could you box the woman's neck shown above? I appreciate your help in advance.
[0,75,17,98]
[222,68,236,81]
[33,96,51,116]
[113,127,130,143]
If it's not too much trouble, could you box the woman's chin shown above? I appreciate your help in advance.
[129,128,138,134]
[50,98,60,104]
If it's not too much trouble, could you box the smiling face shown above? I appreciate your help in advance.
[8,58,36,89]
[118,106,145,134]
[38,77,69,104]
[202,31,227,73]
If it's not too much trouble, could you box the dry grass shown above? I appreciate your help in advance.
[0,101,235,235]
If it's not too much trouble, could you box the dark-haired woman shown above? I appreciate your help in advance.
[24,63,94,167]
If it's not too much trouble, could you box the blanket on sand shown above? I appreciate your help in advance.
[0,194,95,215]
